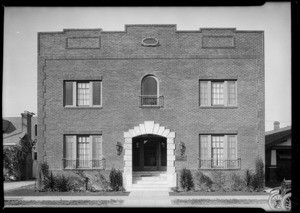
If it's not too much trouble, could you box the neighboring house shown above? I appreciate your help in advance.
[3,111,38,180]
[265,121,291,183]
[37,25,264,191]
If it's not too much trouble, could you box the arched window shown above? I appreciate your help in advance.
[141,75,159,106]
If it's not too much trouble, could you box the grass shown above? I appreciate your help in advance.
[5,184,130,196]
[172,199,267,205]
[5,199,124,206]
[169,190,268,196]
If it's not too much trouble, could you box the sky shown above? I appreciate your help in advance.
[3,3,291,131]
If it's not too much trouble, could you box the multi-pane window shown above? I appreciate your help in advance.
[199,80,237,107]
[199,134,239,169]
[78,136,90,167]
[63,135,103,169]
[199,81,209,106]
[212,136,224,167]
[64,81,102,107]
[77,83,90,106]
[212,82,224,105]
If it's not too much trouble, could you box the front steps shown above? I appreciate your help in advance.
[131,171,170,191]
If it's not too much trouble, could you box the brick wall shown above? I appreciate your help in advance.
[37,25,264,175]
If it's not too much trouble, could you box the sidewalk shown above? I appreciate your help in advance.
[4,181,35,192]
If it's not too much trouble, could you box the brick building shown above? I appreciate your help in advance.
[37,25,264,191]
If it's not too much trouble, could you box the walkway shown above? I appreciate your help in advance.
[123,190,172,207]
[4,181,35,192]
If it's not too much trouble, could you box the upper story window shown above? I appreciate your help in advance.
[64,81,102,107]
[140,75,163,107]
[199,80,237,107]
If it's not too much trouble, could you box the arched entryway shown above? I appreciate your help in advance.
[133,134,167,171]
[123,121,176,191]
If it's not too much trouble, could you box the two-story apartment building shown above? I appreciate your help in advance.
[37,25,264,191]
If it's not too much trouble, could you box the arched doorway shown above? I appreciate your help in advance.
[133,134,167,171]
[123,121,176,191]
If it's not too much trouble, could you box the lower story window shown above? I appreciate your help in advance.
[63,135,103,169]
[199,134,240,169]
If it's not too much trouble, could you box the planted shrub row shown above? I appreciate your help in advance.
[178,157,265,192]
[40,162,124,192]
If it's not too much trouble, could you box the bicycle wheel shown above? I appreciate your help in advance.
[268,192,282,210]
[281,193,291,211]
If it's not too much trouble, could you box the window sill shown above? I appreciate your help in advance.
[199,167,241,170]
[140,106,162,108]
[64,106,102,109]
[63,168,105,170]
[199,106,238,109]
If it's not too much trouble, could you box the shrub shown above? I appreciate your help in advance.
[109,168,123,191]
[194,171,213,191]
[244,169,253,190]
[180,168,194,191]
[55,174,75,192]
[211,170,228,191]
[41,161,50,178]
[254,157,265,190]
[95,171,110,191]
[42,171,57,192]
[229,172,246,191]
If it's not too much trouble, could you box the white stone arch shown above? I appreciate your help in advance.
[123,121,176,191]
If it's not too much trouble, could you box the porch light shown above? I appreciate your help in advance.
[116,142,123,155]
[161,141,165,148]
[179,142,186,155]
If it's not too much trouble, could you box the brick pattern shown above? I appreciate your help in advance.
[37,25,264,179]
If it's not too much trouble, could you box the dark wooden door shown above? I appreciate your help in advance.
[132,136,166,171]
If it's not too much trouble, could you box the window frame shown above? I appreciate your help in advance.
[140,75,161,107]
[199,134,239,169]
[64,80,102,108]
[63,134,103,169]
[199,80,237,107]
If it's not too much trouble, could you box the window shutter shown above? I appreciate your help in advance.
[223,81,228,106]
[227,135,237,159]
[200,135,209,159]
[92,81,101,106]
[64,135,76,168]
[64,82,74,106]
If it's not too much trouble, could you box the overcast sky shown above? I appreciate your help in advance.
[3,3,291,131]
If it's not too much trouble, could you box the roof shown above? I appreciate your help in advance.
[2,116,37,145]
[265,126,291,149]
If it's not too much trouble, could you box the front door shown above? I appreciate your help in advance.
[132,135,166,171]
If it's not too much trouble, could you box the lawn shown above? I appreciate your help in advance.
[5,184,130,196]
[172,199,267,205]
[5,199,124,206]
[169,190,268,196]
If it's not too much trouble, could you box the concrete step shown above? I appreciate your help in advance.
[132,183,169,188]
[132,172,167,176]
[133,180,169,185]
[133,177,167,181]
[130,188,170,191]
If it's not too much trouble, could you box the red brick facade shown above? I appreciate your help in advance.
[37,25,264,182]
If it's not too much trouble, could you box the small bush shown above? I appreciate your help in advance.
[55,174,75,192]
[194,171,213,191]
[42,171,57,192]
[229,172,246,191]
[180,168,194,191]
[41,162,50,178]
[254,157,265,190]
[109,168,123,191]
[211,170,228,191]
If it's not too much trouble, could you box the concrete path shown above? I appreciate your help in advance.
[4,181,35,192]
[122,190,172,207]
